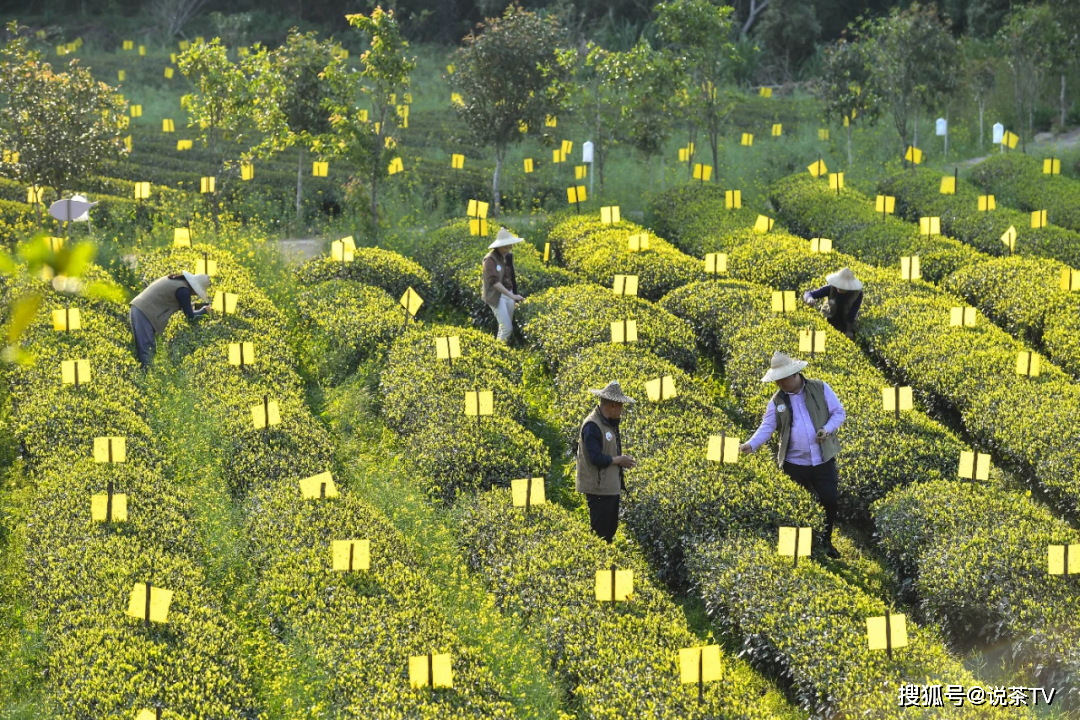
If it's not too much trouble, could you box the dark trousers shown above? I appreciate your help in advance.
[585,493,620,543]
[782,458,839,547]
[129,306,157,368]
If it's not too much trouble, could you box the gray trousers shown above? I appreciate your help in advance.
[129,306,156,367]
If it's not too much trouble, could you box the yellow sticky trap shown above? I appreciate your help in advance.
[312,161,328,177]
[610,320,638,344]
[828,173,844,191]
[44,236,63,252]
[771,124,782,137]
[358,109,369,123]
[179,40,190,50]
[575,165,587,180]
[881,386,913,413]
[679,646,722,684]
[1031,210,1048,229]
[464,390,494,417]
[26,186,43,204]
[867,614,908,651]
[446,63,455,74]
[409,653,453,688]
[162,119,175,133]
[467,199,489,218]
[645,375,677,402]
[678,147,689,162]
[545,115,557,128]
[176,140,193,151]
[469,218,489,236]
[164,67,174,79]
[388,157,404,175]
[949,307,976,327]
[451,93,464,107]
[400,287,423,317]
[300,471,339,498]
[118,70,126,82]
[904,146,923,164]
[1002,131,1019,149]
[601,206,621,224]
[173,227,191,247]
[91,493,128,522]
[810,238,832,253]
[1044,158,1061,175]
[706,434,739,464]
[332,236,356,262]
[212,292,238,315]
[523,158,534,173]
[1059,267,1080,292]
[740,133,753,147]
[228,341,254,367]
[753,215,774,234]
[900,256,921,281]
[561,140,573,155]
[201,177,217,194]
[451,154,464,169]
[434,335,461,360]
[808,159,827,178]
[195,36,205,44]
[186,249,215,274]
[552,148,565,163]
[978,195,995,212]
[251,399,281,429]
[331,539,370,572]
[543,242,550,262]
[628,233,650,252]
[52,307,82,331]
[2,149,19,163]
[170,52,177,63]
[61,359,91,386]
[759,87,772,98]
[1001,225,1017,252]
[126,583,173,624]
[396,104,409,119]
[93,437,126,463]
[771,290,796,313]
[778,526,812,559]
[594,568,633,601]
[1016,351,1040,377]
[612,274,638,297]
[958,450,991,480]
[799,328,825,354]
[122,39,134,50]
[130,104,142,118]
[138,45,146,56]
[919,217,940,236]
[704,253,727,274]
[693,164,713,181]
[818,128,829,141]
[939,176,956,195]
[725,190,742,209]
[567,186,587,204]
[1048,544,1080,575]
[511,477,546,507]
[875,195,895,214]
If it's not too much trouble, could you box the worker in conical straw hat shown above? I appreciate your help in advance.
[481,227,525,343]
[576,381,638,543]
[803,267,863,340]
[129,270,212,367]
[739,351,847,558]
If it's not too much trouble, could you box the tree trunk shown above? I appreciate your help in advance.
[846,122,853,165]
[944,107,949,159]
[913,107,919,150]
[660,152,665,192]
[978,102,984,149]
[687,124,695,176]
[295,147,304,235]
[492,145,503,217]
[370,169,379,246]
[1062,73,1067,129]
[710,127,719,183]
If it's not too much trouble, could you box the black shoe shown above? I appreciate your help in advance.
[825,545,841,559]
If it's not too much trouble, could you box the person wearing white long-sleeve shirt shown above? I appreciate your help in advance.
[739,351,846,558]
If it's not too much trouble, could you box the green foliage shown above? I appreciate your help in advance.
[997,4,1067,148]
[648,184,763,257]
[295,246,433,299]
[517,282,698,372]
[457,489,801,720]
[297,281,403,382]
[969,153,1080,234]
[818,38,879,162]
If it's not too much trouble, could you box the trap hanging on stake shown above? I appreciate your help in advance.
[228,341,254,368]
[135,708,164,720]
[511,476,545,512]
[610,319,638,344]
[798,326,825,358]
[399,287,424,331]
[949,307,977,327]
[434,335,461,371]
[753,215,774,234]
[594,565,633,603]
[126,581,173,627]
[940,168,957,195]
[409,653,453,689]
[958,450,991,482]
[1031,210,1048,229]
[704,252,727,276]
[566,185,587,212]
[778,526,812,567]
[679,645,722,702]
[1044,158,1061,176]
[900,256,921,281]
[600,206,621,224]
[881,385,913,420]
[331,236,355,263]
[612,274,638,297]
[93,436,126,464]
[212,292,238,317]
[645,375,677,402]
[1016,351,1041,378]
[331,539,371,572]
[61,359,91,388]
[771,290,796,313]
[1048,543,1080,576]
[299,471,339,499]
[173,227,191,248]
[978,194,996,212]
[866,609,908,659]
[196,252,217,276]
[875,195,895,222]
[1059,268,1080,292]
[251,395,281,430]
[724,190,742,209]
[692,164,712,183]
[807,157,827,178]
[1001,226,1017,254]
[919,216,940,237]
[627,232,650,252]
[810,238,832,253]
[91,479,128,523]
[466,200,489,237]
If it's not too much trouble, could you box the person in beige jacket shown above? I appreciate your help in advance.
[129,271,212,367]
[481,227,525,342]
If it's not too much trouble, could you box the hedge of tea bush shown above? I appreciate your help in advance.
[136,242,518,717]
[690,536,1019,719]
[295,245,433,300]
[3,265,260,717]
[970,153,1080,234]
[660,277,969,522]
[873,480,1080,703]
[648,183,765,258]
[456,489,802,720]
[517,283,698,373]
[549,215,702,300]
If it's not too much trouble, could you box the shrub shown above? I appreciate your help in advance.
[969,153,1080,234]
[296,246,433,300]
[648,184,764,257]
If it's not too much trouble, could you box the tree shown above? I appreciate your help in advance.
[818,36,879,164]
[656,0,737,181]
[619,40,686,187]
[451,5,574,216]
[960,39,996,149]
[1047,0,1079,128]
[253,29,347,234]
[998,5,1065,150]
[574,43,630,192]
[0,22,127,227]
[752,0,821,82]
[861,4,957,155]
[314,8,414,243]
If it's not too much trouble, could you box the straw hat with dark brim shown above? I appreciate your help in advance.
[760,350,809,383]
[825,267,863,291]
[588,381,636,404]
[182,271,211,302]
[488,227,524,249]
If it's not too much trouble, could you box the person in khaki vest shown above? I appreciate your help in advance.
[576,381,637,542]
[129,271,212,367]
[739,351,847,558]
[481,227,525,343]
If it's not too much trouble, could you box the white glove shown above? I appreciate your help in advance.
[803,291,815,305]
